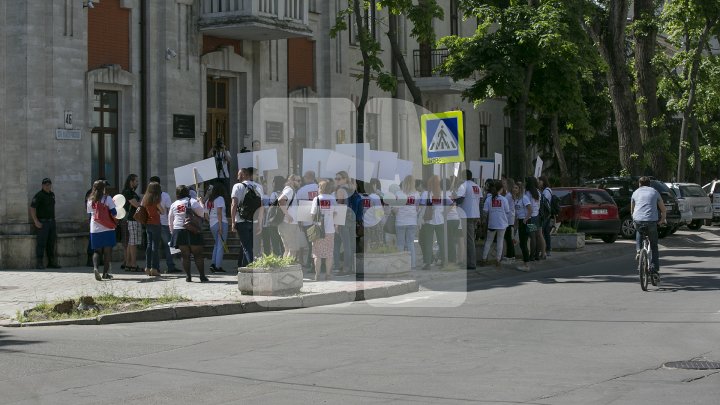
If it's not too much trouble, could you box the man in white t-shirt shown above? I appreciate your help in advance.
[150,176,178,273]
[454,170,483,270]
[230,168,264,267]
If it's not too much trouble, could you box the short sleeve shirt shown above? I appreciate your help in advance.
[483,195,510,230]
[31,190,55,219]
[122,188,140,221]
[631,186,661,222]
[310,194,337,234]
[87,196,116,233]
[456,180,482,218]
[231,181,264,223]
[206,196,227,226]
[280,186,297,224]
[169,198,203,230]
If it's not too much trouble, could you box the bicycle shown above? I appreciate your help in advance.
[635,223,659,291]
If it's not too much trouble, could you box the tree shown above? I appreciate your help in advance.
[659,0,720,181]
[440,0,544,179]
[582,0,643,175]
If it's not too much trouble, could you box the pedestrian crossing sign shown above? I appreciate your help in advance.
[421,111,464,165]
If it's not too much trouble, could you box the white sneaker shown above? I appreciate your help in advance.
[635,250,640,261]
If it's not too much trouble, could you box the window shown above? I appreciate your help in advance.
[349,0,376,45]
[91,90,119,189]
[450,0,459,36]
[366,113,379,150]
[479,125,488,157]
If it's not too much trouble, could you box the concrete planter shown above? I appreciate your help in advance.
[238,264,303,295]
[358,251,411,278]
[551,233,586,251]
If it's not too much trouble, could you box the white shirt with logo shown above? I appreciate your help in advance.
[483,194,510,230]
[456,180,482,218]
[310,194,336,234]
[394,191,420,226]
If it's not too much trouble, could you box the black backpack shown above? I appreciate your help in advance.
[540,193,552,220]
[550,194,561,217]
[238,183,261,221]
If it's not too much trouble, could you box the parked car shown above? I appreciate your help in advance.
[702,180,720,223]
[552,187,620,243]
[582,177,682,239]
[666,183,712,231]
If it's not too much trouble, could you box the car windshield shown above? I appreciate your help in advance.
[680,185,706,197]
[554,190,572,205]
[577,190,614,205]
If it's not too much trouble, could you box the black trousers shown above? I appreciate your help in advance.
[504,225,515,259]
[36,219,57,263]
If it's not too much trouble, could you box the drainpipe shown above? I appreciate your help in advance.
[139,0,148,189]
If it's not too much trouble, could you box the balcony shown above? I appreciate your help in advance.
[199,0,312,41]
[412,48,473,94]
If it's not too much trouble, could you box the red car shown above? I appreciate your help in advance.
[552,187,620,243]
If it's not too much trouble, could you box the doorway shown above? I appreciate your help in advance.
[91,90,119,192]
[206,77,229,155]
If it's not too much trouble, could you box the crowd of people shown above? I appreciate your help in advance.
[32,146,561,281]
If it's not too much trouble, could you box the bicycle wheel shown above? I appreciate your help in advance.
[639,249,649,291]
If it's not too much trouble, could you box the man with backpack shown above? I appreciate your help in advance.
[538,176,558,257]
[230,167,264,267]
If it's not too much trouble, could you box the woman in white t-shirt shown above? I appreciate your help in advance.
[525,177,542,262]
[501,178,517,261]
[205,184,228,273]
[310,180,337,281]
[515,181,533,271]
[393,175,420,269]
[87,180,117,281]
[277,174,306,260]
[168,185,208,283]
[262,176,285,257]
[419,175,452,269]
[481,181,510,267]
[362,181,385,251]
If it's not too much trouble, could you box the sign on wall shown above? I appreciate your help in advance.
[173,114,195,139]
[265,121,284,143]
[55,129,81,140]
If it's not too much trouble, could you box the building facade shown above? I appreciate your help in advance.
[0,0,507,268]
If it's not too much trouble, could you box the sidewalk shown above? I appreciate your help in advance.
[0,237,636,326]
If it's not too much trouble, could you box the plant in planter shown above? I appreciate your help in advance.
[238,254,303,295]
[551,225,585,250]
[357,245,411,277]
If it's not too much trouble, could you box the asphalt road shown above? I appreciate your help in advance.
[1,229,719,404]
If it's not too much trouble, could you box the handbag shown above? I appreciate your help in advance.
[93,199,118,230]
[183,199,204,234]
[133,205,149,224]
[267,192,294,226]
[305,197,326,243]
[423,197,434,222]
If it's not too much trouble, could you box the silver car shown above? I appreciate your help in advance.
[703,180,720,223]
[667,183,713,231]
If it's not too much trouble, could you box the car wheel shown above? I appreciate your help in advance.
[687,220,702,231]
[601,234,617,243]
[658,227,669,239]
[620,216,635,239]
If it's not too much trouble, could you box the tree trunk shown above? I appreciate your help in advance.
[387,15,423,107]
[690,116,701,183]
[677,18,714,182]
[633,0,663,177]
[509,63,534,180]
[353,0,370,145]
[585,0,643,175]
[551,114,570,185]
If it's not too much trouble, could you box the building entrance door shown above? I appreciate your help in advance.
[206,78,229,154]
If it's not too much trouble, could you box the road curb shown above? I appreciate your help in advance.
[4,280,419,328]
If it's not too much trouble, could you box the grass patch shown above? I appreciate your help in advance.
[16,289,189,323]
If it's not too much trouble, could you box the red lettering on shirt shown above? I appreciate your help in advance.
[177,205,186,213]
[491,199,502,208]
[407,196,415,205]
[320,200,331,210]
[472,186,480,195]
[308,191,318,199]
[363,199,371,208]
[432,198,441,205]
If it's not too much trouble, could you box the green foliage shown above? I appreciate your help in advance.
[247,254,297,269]
[556,225,578,234]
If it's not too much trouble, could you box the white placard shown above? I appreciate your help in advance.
[296,200,314,223]
[468,161,495,184]
[335,143,370,158]
[174,158,218,187]
[302,148,333,178]
[494,153,503,179]
[534,156,543,178]
[395,159,414,180]
[367,150,399,180]
[237,149,279,173]
[453,162,461,177]
[334,205,347,226]
[326,151,374,181]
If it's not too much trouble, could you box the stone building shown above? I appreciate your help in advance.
[0,0,507,268]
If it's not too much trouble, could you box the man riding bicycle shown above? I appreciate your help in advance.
[630,177,667,274]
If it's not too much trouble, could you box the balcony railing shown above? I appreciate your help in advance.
[413,48,449,78]
[201,0,308,25]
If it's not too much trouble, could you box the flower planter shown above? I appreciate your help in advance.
[551,233,586,251]
[237,264,303,295]
[357,251,411,278]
